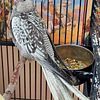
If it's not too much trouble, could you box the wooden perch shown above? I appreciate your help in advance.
[3,59,25,100]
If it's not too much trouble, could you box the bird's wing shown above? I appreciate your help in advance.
[27,10,55,60]
[27,10,71,70]
[26,10,76,82]
[11,13,48,59]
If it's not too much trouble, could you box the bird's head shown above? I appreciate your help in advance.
[14,0,35,13]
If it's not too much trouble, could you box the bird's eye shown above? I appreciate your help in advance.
[23,0,26,1]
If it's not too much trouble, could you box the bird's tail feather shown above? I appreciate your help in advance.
[37,58,89,100]
[37,55,78,85]
[48,55,78,85]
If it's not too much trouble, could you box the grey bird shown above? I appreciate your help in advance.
[10,0,77,86]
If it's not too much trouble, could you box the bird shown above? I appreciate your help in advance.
[9,0,90,100]
[10,0,78,86]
